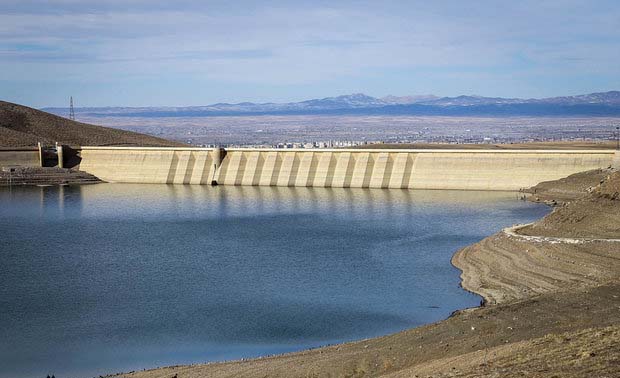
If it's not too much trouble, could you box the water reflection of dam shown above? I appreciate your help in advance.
[1,183,543,233]
[0,184,533,221]
[78,147,619,191]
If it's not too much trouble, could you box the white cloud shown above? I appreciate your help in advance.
[1,0,619,105]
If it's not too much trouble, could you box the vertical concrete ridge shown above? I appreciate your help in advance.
[165,151,179,184]
[203,152,216,184]
[611,150,620,169]
[189,151,207,184]
[369,152,389,188]
[287,153,301,186]
[408,153,420,188]
[220,151,239,185]
[259,151,284,186]
[258,152,276,186]
[350,152,372,188]
[388,153,410,189]
[343,153,356,188]
[277,152,296,186]
[270,153,283,186]
[295,152,314,187]
[314,152,337,187]
[242,151,261,186]
[253,152,265,186]
[332,152,352,188]
[234,152,248,185]
[172,150,192,184]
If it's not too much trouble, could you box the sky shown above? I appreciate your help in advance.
[1,0,619,107]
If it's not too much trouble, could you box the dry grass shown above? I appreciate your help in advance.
[522,171,620,238]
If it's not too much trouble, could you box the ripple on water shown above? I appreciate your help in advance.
[0,184,549,378]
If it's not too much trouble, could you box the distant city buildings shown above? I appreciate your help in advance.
[191,134,615,149]
[80,113,617,149]
[194,140,381,148]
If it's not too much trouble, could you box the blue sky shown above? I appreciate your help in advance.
[1,0,619,107]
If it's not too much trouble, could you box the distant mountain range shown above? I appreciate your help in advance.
[43,91,620,117]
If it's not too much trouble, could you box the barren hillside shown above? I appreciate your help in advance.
[521,171,620,238]
[0,101,184,147]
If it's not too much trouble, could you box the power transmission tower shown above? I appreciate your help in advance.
[69,96,75,121]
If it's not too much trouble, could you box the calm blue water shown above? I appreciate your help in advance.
[0,184,548,378]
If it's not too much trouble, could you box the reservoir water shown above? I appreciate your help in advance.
[0,184,549,378]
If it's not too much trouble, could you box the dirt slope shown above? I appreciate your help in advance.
[0,100,183,147]
[526,168,610,203]
[520,171,620,239]
[454,170,620,304]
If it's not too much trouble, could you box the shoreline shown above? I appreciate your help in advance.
[0,167,101,186]
[106,168,620,378]
[504,223,620,244]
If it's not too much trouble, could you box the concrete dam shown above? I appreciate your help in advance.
[77,147,619,191]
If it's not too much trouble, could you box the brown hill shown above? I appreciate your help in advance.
[521,170,620,239]
[0,100,184,147]
[526,168,610,203]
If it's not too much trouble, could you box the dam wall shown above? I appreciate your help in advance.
[78,147,617,191]
[613,151,620,169]
[0,147,40,167]
[79,147,220,185]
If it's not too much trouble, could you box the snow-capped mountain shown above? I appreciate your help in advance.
[42,91,620,117]
[535,91,620,105]
[381,95,439,104]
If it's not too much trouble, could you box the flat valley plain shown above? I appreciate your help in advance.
[70,115,620,146]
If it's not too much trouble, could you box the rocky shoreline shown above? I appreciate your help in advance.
[0,166,101,186]
[109,169,620,378]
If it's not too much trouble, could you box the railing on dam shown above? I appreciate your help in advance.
[77,146,619,191]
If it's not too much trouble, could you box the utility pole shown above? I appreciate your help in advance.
[69,96,75,121]
[616,126,619,150]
